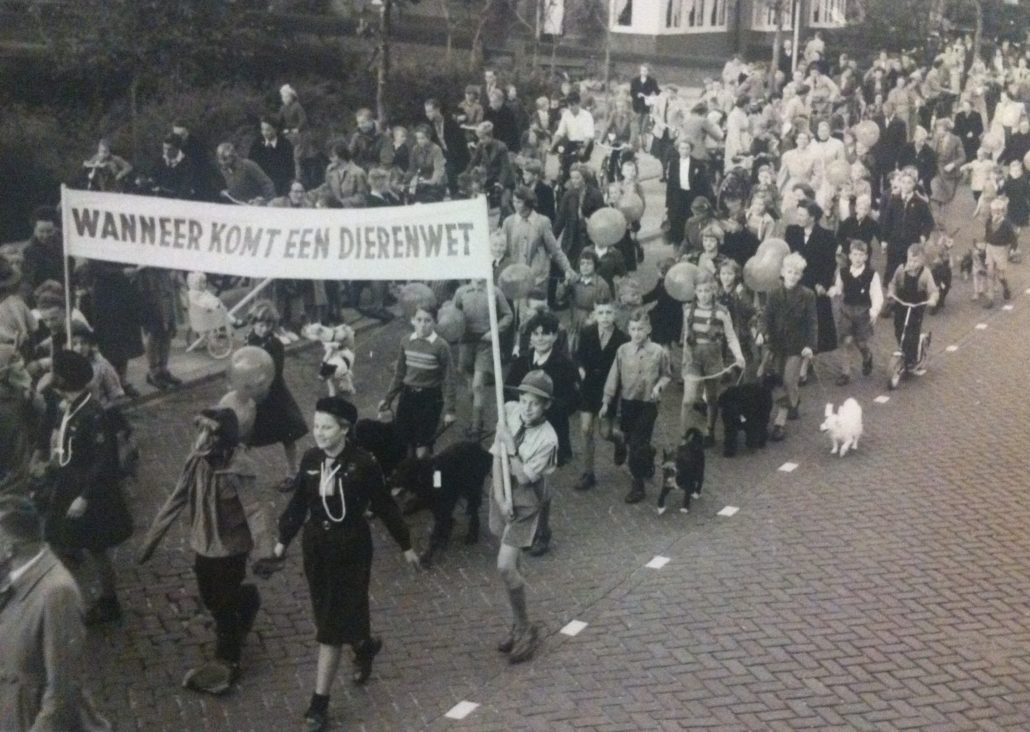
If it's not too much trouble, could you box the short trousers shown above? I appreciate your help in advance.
[682,341,725,380]
[395,386,443,447]
[489,490,542,549]
[837,303,873,344]
[986,244,1009,273]
[459,336,494,375]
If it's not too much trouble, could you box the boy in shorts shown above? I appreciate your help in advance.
[828,239,883,385]
[982,197,1017,308]
[491,370,558,664]
[379,304,457,458]
[453,279,513,436]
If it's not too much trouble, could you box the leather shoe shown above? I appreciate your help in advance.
[769,425,786,442]
[508,624,540,664]
[835,374,851,386]
[573,472,596,491]
[352,637,382,684]
[862,353,874,376]
[497,625,516,653]
[161,370,183,387]
[303,708,328,732]
[145,373,168,391]
[624,484,646,504]
[527,537,550,557]
[787,405,799,420]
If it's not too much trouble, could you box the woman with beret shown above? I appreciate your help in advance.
[38,350,132,625]
[257,396,419,732]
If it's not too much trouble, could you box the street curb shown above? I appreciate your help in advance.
[125,225,666,413]
[122,314,385,413]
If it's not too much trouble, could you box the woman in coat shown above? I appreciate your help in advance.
[929,117,966,222]
[785,201,839,379]
[256,396,419,732]
[39,350,132,625]
[80,261,144,398]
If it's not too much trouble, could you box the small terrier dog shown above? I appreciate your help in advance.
[658,428,705,515]
[819,398,863,457]
[301,323,356,396]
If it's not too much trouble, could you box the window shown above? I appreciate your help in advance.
[683,0,728,31]
[752,0,794,31]
[809,0,847,28]
[666,0,682,28]
[613,0,632,26]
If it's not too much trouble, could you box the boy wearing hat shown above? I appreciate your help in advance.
[138,407,261,693]
[40,350,132,625]
[492,370,558,663]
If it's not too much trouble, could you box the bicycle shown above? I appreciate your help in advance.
[886,297,932,390]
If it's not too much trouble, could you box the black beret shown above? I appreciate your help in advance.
[51,350,93,392]
[315,396,357,426]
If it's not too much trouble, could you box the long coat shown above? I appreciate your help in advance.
[554,185,605,265]
[0,549,112,732]
[786,224,839,353]
[83,262,144,367]
[245,332,309,448]
[41,391,132,551]
[930,131,966,205]
[665,156,714,247]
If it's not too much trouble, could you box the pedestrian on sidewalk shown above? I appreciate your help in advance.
[492,371,558,663]
[257,396,420,732]
[244,301,309,492]
[827,239,883,385]
[137,407,261,693]
[601,308,673,504]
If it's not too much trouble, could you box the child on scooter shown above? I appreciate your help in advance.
[886,244,939,377]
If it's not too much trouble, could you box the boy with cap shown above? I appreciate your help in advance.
[492,370,558,663]
[138,407,261,693]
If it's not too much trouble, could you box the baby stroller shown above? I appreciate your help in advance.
[186,273,236,359]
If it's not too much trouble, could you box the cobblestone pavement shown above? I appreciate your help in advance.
[80,188,1030,731]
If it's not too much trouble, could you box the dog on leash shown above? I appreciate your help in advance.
[819,398,863,457]
[658,428,704,515]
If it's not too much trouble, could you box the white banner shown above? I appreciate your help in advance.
[61,187,493,281]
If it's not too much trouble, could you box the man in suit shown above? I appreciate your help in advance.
[665,139,713,249]
[0,496,112,732]
[629,63,660,147]
[648,84,678,180]
[249,116,295,196]
[152,133,197,199]
[785,201,839,359]
[872,101,908,203]
[172,119,216,201]
[880,169,935,287]
[521,159,556,222]
[424,98,469,196]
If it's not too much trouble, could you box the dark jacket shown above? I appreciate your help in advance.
[630,76,660,114]
[425,114,470,171]
[533,180,557,223]
[506,348,580,417]
[897,143,937,194]
[152,155,197,200]
[762,285,817,358]
[785,224,838,292]
[249,134,295,195]
[553,186,605,264]
[872,114,909,174]
[484,104,521,153]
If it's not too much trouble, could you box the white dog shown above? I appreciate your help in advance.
[820,398,863,457]
[302,323,356,397]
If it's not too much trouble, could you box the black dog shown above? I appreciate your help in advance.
[388,441,493,567]
[353,418,408,482]
[658,428,704,515]
[717,378,774,458]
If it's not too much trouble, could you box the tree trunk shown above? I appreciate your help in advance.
[439,0,453,63]
[971,0,983,63]
[129,72,141,164]
[377,0,393,125]
[770,2,784,96]
[469,0,496,70]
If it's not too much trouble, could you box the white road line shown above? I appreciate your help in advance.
[560,620,588,636]
[874,395,890,404]
[445,701,479,720]
[717,506,739,517]
[945,345,959,352]
[646,556,670,569]
[778,462,798,472]
[975,323,988,330]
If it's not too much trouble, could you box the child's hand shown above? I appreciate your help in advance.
[443,413,456,426]
[801,347,814,359]
[650,384,663,401]
[578,367,586,380]
[598,402,610,418]
[735,356,746,370]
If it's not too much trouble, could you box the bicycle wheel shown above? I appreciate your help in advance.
[206,327,235,360]
[887,351,902,390]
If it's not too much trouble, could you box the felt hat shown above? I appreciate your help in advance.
[51,350,93,392]
[512,370,554,401]
[690,196,713,215]
[316,396,358,426]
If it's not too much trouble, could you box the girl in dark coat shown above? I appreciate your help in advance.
[40,350,132,625]
[245,301,309,492]
[256,396,419,732]
[642,258,683,349]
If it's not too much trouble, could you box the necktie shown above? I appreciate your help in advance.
[512,421,528,456]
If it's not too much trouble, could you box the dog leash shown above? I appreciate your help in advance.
[683,364,744,383]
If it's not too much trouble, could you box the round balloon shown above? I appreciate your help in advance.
[826,159,851,187]
[757,237,790,261]
[743,255,782,293]
[498,263,534,300]
[399,282,436,318]
[586,207,628,248]
[854,120,880,148]
[436,300,466,343]
[227,345,275,402]
[219,390,256,443]
[982,130,1004,153]
[617,193,645,223]
[664,262,701,302]
[1024,149,1030,171]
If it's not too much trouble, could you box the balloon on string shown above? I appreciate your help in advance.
[664,261,701,302]
[617,193,645,223]
[399,282,436,318]
[586,206,628,248]
[435,300,466,343]
[498,263,534,300]
[744,252,784,293]
[219,390,256,442]
[826,159,851,186]
[227,345,275,402]
[756,236,790,261]
[854,120,880,148]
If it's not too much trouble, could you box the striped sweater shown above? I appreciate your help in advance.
[382,331,456,414]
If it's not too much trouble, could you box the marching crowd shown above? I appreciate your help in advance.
[2,27,1030,732]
